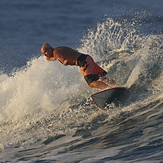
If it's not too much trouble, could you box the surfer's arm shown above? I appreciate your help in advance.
[58,59,68,66]
[46,57,55,61]
[56,53,68,65]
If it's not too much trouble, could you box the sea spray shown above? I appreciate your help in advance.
[78,18,141,61]
[0,17,163,149]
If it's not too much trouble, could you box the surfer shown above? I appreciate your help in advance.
[41,43,116,89]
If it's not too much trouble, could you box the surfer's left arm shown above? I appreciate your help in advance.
[58,59,68,66]
[46,57,55,61]
[56,52,68,65]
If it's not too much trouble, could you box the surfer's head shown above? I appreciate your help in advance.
[41,43,54,60]
[41,43,53,54]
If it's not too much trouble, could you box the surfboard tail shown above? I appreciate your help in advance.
[91,87,127,110]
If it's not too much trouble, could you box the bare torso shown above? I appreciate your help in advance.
[53,47,83,66]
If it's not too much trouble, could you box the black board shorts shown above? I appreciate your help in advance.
[77,54,107,85]
[84,72,107,85]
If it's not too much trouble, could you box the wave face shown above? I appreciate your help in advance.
[0,17,163,162]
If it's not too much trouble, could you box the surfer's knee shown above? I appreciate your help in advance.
[89,82,96,88]
[99,77,116,86]
[89,81,108,89]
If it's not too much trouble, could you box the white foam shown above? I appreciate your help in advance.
[1,18,163,149]
[0,56,84,122]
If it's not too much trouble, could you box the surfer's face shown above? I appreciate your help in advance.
[41,47,53,59]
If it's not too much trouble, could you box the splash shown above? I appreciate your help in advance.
[78,18,141,61]
[126,35,163,89]
[0,56,95,148]
[0,17,163,149]
[78,17,163,99]
[0,56,85,122]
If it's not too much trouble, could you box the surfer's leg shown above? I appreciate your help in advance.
[84,74,115,89]
[98,76,116,87]
[89,81,108,89]
[84,74,107,89]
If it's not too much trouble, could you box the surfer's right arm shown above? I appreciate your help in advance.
[46,57,55,61]
[58,59,68,65]
[54,50,68,65]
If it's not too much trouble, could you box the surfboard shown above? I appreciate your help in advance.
[91,87,127,110]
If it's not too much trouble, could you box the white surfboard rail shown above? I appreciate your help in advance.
[91,87,127,110]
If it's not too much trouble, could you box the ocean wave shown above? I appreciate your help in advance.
[0,17,163,150]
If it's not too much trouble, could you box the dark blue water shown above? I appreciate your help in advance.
[0,0,163,162]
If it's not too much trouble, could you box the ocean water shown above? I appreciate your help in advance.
[0,0,163,162]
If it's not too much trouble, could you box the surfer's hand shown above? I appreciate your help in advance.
[63,59,68,65]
